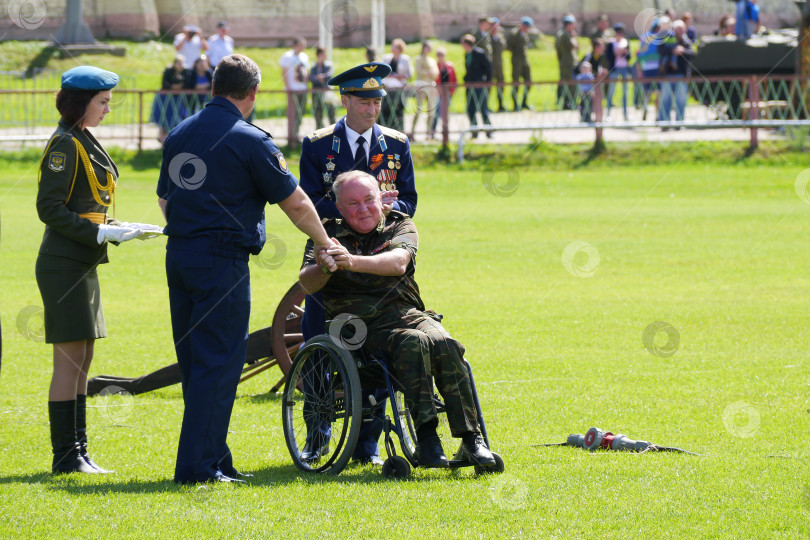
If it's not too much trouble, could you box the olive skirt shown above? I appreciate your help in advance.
[35,254,107,343]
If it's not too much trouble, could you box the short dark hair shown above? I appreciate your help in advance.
[315,46,326,56]
[212,54,261,100]
[55,89,99,127]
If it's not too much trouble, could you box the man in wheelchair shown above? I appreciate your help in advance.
[299,170,495,467]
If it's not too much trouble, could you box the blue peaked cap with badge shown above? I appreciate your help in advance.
[61,66,119,90]
[328,62,391,98]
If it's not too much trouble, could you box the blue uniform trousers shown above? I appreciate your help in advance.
[302,292,385,459]
[167,248,250,482]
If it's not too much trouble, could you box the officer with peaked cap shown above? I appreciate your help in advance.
[298,62,418,466]
[36,66,162,474]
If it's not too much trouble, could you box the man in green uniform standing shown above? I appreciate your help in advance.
[490,17,507,112]
[472,17,493,60]
[555,14,579,110]
[507,16,534,111]
[299,170,495,468]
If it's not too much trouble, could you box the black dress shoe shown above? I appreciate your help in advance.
[300,439,329,463]
[212,471,245,483]
[416,434,449,468]
[221,467,253,479]
[462,432,496,466]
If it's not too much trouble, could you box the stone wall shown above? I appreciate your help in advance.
[0,0,802,44]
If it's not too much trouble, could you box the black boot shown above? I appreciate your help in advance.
[49,400,98,474]
[76,394,111,473]
[415,420,448,468]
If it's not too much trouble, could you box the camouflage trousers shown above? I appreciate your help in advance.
[364,308,479,437]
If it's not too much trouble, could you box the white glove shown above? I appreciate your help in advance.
[96,224,143,244]
[119,222,163,232]
[117,222,164,240]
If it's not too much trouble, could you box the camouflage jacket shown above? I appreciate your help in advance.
[301,210,424,328]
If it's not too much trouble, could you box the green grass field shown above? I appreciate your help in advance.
[1,143,809,537]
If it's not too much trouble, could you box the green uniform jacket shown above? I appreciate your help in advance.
[555,29,578,77]
[491,32,505,77]
[473,29,493,60]
[36,119,119,265]
[507,28,530,67]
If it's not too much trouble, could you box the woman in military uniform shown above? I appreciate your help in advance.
[36,66,160,474]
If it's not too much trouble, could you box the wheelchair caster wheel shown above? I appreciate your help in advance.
[382,456,411,479]
[474,452,505,475]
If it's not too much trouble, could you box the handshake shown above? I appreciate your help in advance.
[318,238,350,274]
[96,222,164,245]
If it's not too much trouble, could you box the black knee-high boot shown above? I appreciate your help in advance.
[76,394,110,473]
[49,400,97,474]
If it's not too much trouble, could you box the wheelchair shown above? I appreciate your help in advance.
[281,334,505,478]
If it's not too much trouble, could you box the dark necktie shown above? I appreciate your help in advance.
[354,137,367,171]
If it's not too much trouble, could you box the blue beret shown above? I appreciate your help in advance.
[562,15,576,24]
[489,17,499,24]
[521,16,534,26]
[328,62,391,98]
[61,66,119,91]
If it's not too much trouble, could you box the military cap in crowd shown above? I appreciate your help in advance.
[521,16,534,26]
[328,62,392,98]
[562,14,577,25]
[60,66,119,90]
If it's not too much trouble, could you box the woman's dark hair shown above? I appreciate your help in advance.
[56,89,99,126]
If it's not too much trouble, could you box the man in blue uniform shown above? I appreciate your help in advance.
[298,62,417,465]
[157,54,332,484]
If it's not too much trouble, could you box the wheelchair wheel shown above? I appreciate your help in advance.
[392,390,458,466]
[282,336,362,475]
[474,452,505,475]
[382,456,411,479]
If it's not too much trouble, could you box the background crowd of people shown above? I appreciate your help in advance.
[148,4,772,143]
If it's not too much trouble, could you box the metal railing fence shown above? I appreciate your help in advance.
[0,75,807,155]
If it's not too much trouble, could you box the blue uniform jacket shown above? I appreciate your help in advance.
[157,97,298,256]
[299,117,417,219]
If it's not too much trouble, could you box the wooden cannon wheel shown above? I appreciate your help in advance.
[239,281,306,392]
